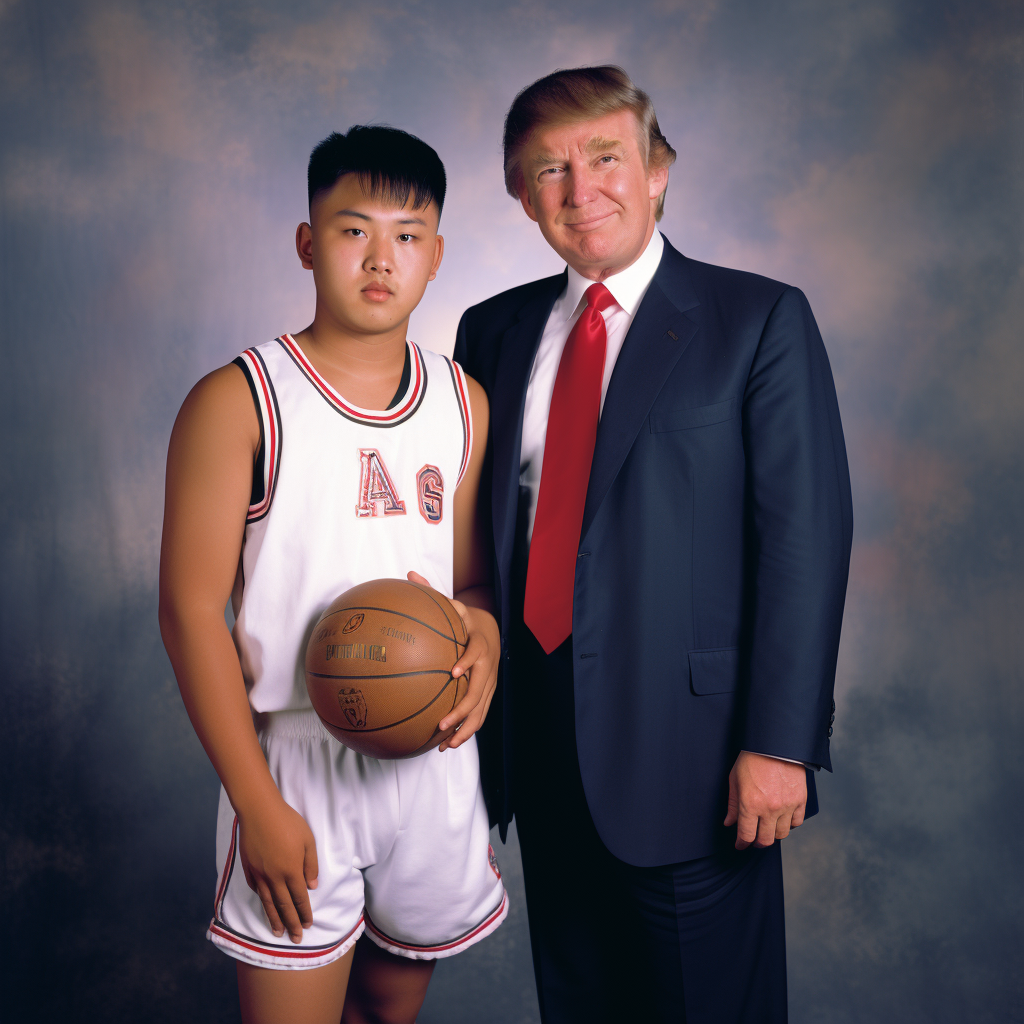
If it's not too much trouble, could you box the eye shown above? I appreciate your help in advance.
[346,228,365,237]
[397,233,414,242]
[599,155,616,164]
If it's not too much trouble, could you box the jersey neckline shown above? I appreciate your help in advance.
[277,334,427,427]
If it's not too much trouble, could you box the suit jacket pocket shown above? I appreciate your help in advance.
[688,648,740,695]
[650,397,736,433]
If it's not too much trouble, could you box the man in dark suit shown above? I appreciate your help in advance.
[454,66,853,1024]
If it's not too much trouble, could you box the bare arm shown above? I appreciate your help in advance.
[158,364,317,942]
[409,374,498,751]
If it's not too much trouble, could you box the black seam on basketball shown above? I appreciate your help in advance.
[409,581,463,643]
[402,580,468,662]
[317,604,468,647]
[321,675,456,732]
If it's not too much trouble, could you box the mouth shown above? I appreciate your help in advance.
[562,211,616,233]
[362,281,394,302]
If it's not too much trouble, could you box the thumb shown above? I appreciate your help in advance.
[304,837,319,890]
[723,771,739,826]
[407,570,431,588]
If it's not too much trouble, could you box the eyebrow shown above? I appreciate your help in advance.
[334,209,428,226]
[530,137,626,167]
[585,136,624,153]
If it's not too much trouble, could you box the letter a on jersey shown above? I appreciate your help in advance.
[356,449,406,518]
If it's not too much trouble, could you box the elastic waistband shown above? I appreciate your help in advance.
[257,708,334,742]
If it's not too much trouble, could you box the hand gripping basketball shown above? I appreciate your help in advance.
[406,571,499,752]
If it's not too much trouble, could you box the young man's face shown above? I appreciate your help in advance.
[297,173,443,339]
[517,108,668,280]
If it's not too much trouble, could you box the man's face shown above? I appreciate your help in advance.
[517,108,668,280]
[297,173,443,338]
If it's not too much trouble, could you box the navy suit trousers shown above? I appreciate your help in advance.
[512,632,788,1024]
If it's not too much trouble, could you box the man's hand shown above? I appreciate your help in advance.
[724,751,807,850]
[407,570,500,752]
[237,796,319,943]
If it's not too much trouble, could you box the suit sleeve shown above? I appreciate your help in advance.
[453,310,471,373]
[740,287,853,770]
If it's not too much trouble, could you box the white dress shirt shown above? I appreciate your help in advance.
[517,229,810,771]
[520,230,664,540]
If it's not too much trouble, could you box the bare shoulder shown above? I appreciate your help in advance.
[463,373,490,431]
[170,362,259,459]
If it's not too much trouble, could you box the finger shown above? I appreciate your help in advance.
[723,772,739,827]
[255,880,286,938]
[753,813,777,848]
[791,800,806,829]
[287,877,314,931]
[304,839,319,892]
[406,570,431,588]
[270,881,305,943]
[440,662,488,731]
[734,805,759,850]
[450,628,481,678]
[775,811,793,840]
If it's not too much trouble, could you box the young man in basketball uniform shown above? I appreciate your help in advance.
[159,126,506,1024]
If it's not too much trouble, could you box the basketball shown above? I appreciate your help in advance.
[304,578,469,759]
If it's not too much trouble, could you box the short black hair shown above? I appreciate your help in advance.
[307,125,446,218]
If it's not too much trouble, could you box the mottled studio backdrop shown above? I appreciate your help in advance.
[1,1,1021,1021]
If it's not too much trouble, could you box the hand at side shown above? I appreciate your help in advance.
[237,794,319,943]
[724,751,807,850]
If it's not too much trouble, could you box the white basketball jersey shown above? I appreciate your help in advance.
[231,334,473,713]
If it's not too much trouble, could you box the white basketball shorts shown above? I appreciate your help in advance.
[206,709,507,970]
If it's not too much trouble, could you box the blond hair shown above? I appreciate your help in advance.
[503,65,677,221]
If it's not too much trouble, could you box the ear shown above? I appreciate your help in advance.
[428,233,445,282]
[647,163,669,203]
[295,222,313,270]
[518,186,539,224]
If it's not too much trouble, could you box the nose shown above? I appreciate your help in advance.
[363,240,393,274]
[567,163,598,208]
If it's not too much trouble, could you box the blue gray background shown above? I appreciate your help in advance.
[1,1,1021,1021]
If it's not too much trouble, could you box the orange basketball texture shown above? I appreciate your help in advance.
[304,579,469,759]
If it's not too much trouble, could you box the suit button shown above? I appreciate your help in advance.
[828,726,833,737]
[831,699,836,713]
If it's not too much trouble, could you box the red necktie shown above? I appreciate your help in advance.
[524,283,616,654]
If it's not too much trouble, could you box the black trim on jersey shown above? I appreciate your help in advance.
[445,357,469,483]
[233,355,266,508]
[278,338,427,428]
[385,344,412,410]
[233,348,283,523]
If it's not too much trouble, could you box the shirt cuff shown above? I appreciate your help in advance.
[741,750,821,771]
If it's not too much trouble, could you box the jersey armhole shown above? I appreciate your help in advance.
[448,358,474,489]
[233,350,282,522]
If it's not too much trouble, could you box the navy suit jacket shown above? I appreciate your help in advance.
[455,237,853,866]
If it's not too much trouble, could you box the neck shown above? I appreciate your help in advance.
[292,303,409,409]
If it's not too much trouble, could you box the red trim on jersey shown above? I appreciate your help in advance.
[279,334,424,424]
[453,362,473,487]
[214,815,239,918]
[208,914,364,961]
[239,350,279,520]
[363,891,507,953]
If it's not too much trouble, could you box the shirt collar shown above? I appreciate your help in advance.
[561,229,664,320]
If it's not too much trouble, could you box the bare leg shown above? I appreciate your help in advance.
[340,935,436,1024]
[237,947,355,1024]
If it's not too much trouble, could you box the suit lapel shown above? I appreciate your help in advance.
[490,273,566,582]
[581,243,700,542]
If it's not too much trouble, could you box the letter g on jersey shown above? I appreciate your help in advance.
[417,465,444,524]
